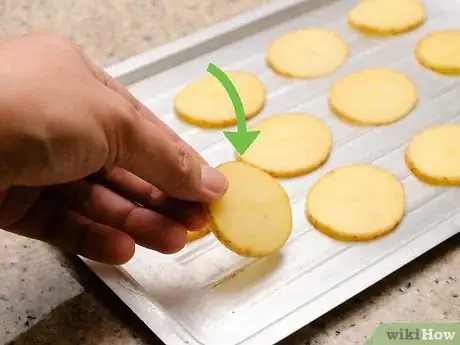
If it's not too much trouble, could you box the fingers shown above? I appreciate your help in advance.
[49,180,189,253]
[5,180,193,263]
[153,197,208,230]
[82,58,203,161]
[108,94,227,203]
[84,59,227,202]
[103,167,165,206]
[8,196,135,265]
[0,186,42,228]
[55,215,136,265]
[100,168,208,230]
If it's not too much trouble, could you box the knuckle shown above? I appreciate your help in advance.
[170,144,197,192]
[115,103,140,145]
[176,144,194,175]
[2,134,52,186]
[108,99,139,166]
[116,99,138,125]
[22,30,82,59]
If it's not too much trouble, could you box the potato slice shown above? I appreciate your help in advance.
[208,162,292,257]
[348,0,426,36]
[187,227,211,243]
[237,113,333,177]
[267,28,348,79]
[415,30,460,75]
[405,124,460,185]
[306,165,405,241]
[174,71,265,128]
[329,68,418,126]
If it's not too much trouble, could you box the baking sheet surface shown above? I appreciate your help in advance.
[85,1,460,344]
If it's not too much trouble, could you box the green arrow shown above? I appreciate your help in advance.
[207,63,260,155]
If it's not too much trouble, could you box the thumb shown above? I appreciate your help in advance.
[112,97,228,203]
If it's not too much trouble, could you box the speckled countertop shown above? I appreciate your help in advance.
[0,1,459,345]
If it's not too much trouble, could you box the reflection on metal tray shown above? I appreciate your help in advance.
[82,0,460,344]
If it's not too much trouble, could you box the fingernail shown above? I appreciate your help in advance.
[201,165,227,199]
[149,187,164,203]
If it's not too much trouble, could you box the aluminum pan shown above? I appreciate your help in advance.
[83,0,460,344]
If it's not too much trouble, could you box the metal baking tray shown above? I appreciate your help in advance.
[81,0,460,344]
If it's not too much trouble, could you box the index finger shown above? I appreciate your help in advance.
[83,57,206,164]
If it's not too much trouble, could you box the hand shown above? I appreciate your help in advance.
[0,30,228,265]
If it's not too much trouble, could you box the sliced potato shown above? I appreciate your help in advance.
[329,68,418,126]
[415,30,460,75]
[405,124,460,185]
[267,28,348,79]
[348,0,426,36]
[306,165,406,241]
[208,161,292,257]
[174,71,265,128]
[238,113,333,177]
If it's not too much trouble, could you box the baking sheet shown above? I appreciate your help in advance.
[82,0,460,344]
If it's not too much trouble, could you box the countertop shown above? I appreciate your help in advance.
[0,1,459,344]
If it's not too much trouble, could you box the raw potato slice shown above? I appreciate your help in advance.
[187,227,211,242]
[267,28,348,79]
[209,162,292,257]
[415,30,460,75]
[174,71,265,128]
[306,165,405,241]
[348,0,426,36]
[238,113,333,177]
[329,68,418,126]
[405,125,460,185]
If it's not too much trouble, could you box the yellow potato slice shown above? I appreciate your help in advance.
[267,28,348,79]
[306,165,405,241]
[415,30,460,75]
[405,125,460,185]
[329,68,418,126]
[237,113,333,177]
[208,161,292,257]
[187,227,211,243]
[174,71,265,128]
[348,0,426,36]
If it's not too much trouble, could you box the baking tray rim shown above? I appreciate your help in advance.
[83,0,460,344]
[105,0,331,86]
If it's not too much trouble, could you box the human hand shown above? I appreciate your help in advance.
[0,30,228,265]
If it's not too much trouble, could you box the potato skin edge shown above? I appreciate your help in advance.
[404,147,460,186]
[306,211,402,242]
[414,41,460,76]
[348,18,425,37]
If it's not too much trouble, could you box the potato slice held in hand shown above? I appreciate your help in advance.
[208,162,292,257]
